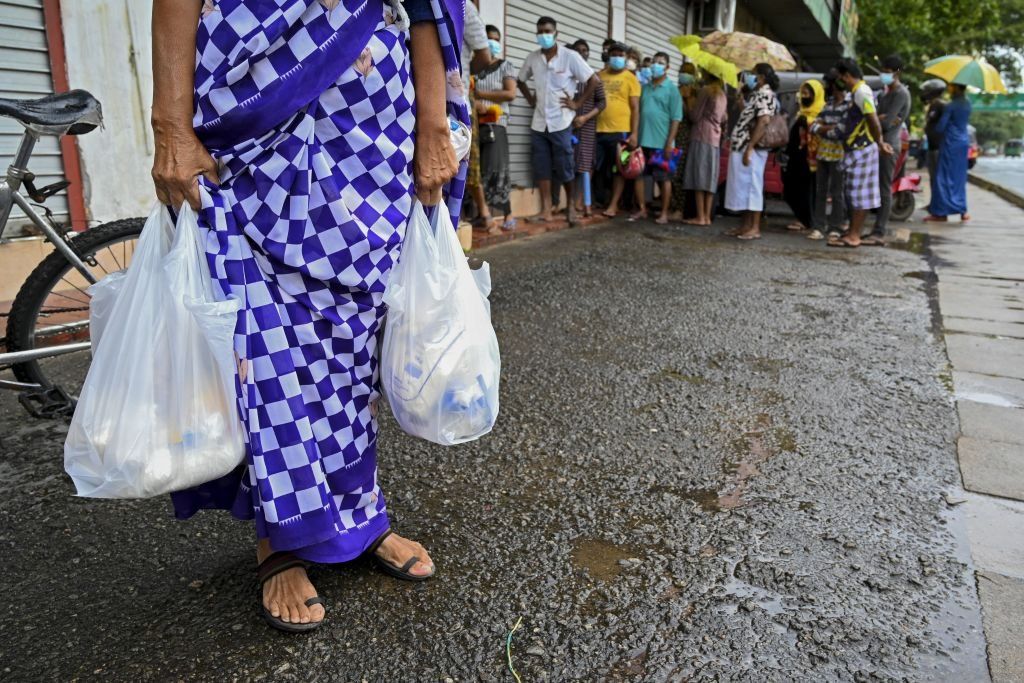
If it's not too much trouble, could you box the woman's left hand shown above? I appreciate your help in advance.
[414,124,458,205]
[742,148,752,167]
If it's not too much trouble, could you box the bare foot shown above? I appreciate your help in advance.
[373,532,435,578]
[258,539,324,626]
[682,218,705,226]
[654,215,669,225]
[601,208,618,218]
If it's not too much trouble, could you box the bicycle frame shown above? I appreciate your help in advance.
[0,128,98,390]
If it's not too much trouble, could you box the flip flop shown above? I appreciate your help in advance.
[860,236,885,246]
[827,238,859,248]
[257,552,325,633]
[736,233,761,240]
[366,529,435,582]
[627,213,647,223]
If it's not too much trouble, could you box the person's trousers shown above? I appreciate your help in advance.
[873,145,897,235]
[813,159,845,232]
[927,149,940,211]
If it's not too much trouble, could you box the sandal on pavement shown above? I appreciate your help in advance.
[827,237,859,248]
[257,552,325,634]
[366,529,435,582]
[860,235,885,246]
[736,233,761,240]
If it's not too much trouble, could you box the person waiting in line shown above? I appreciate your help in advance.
[627,48,643,80]
[782,79,825,232]
[595,42,641,218]
[823,58,893,248]
[920,79,949,214]
[569,39,606,218]
[869,54,912,243]
[630,51,683,225]
[725,63,780,240]
[638,56,653,85]
[517,16,598,227]
[474,24,519,232]
[670,62,700,221]
[682,71,728,226]
[462,1,495,232]
[807,69,851,241]
[925,83,972,222]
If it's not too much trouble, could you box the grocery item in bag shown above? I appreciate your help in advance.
[381,202,500,445]
[64,204,244,498]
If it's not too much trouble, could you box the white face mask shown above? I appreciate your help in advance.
[626,58,638,72]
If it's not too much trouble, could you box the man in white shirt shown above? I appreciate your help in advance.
[517,15,598,226]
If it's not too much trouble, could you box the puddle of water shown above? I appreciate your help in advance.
[718,433,773,510]
[715,556,799,647]
[903,270,932,281]
[571,538,637,582]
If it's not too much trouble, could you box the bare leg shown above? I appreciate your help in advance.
[564,180,578,224]
[533,179,553,221]
[604,175,625,217]
[630,177,647,219]
[258,538,325,625]
[703,191,715,224]
[655,180,672,224]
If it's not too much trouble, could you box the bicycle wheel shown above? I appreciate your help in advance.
[5,217,145,393]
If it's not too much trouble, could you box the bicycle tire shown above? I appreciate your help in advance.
[6,217,145,387]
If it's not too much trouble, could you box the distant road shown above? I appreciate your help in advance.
[972,157,1024,197]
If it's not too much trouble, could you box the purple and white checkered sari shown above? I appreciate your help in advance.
[171,0,468,563]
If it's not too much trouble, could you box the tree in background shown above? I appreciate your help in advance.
[856,0,1024,87]
[971,111,1024,148]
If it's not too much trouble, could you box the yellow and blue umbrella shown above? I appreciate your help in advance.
[670,35,739,88]
[924,55,1008,94]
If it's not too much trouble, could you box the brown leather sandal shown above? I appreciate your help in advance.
[365,529,435,582]
[257,551,325,633]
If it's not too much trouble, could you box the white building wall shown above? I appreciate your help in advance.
[61,0,153,224]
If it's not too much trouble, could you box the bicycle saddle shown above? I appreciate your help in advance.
[0,89,102,136]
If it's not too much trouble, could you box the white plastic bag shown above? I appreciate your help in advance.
[64,204,244,498]
[381,202,500,445]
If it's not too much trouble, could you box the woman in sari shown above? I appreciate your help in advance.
[151,0,467,633]
[925,83,972,222]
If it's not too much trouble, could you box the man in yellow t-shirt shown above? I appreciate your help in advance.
[595,42,640,216]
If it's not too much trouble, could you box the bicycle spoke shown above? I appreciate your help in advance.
[104,244,123,271]
[43,289,90,308]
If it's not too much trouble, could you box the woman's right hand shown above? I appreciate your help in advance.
[151,123,220,210]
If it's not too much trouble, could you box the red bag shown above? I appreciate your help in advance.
[616,144,646,179]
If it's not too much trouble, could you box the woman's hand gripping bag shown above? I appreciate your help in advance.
[64,204,244,498]
[381,202,500,445]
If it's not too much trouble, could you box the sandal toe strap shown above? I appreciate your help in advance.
[399,556,421,574]
[304,596,325,609]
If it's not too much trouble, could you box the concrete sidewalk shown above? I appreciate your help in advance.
[918,182,1024,682]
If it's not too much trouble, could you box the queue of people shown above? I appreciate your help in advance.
[466,14,972,245]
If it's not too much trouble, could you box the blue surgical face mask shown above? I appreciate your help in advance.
[608,55,626,71]
[651,63,667,79]
[744,73,758,90]
[880,72,894,86]
[640,66,652,80]
[536,33,556,49]
[678,73,696,85]
[488,39,501,57]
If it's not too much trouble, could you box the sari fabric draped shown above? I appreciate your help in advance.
[171,0,468,563]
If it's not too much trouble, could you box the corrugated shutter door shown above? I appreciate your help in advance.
[625,0,688,82]
[0,0,69,232]
[505,1,609,187]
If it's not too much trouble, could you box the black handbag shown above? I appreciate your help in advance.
[478,123,497,145]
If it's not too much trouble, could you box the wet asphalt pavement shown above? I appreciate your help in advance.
[0,217,988,681]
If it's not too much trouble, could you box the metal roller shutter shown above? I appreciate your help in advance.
[0,0,69,233]
[505,0,610,187]
[625,0,689,82]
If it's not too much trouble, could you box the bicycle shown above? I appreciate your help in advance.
[0,90,144,418]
